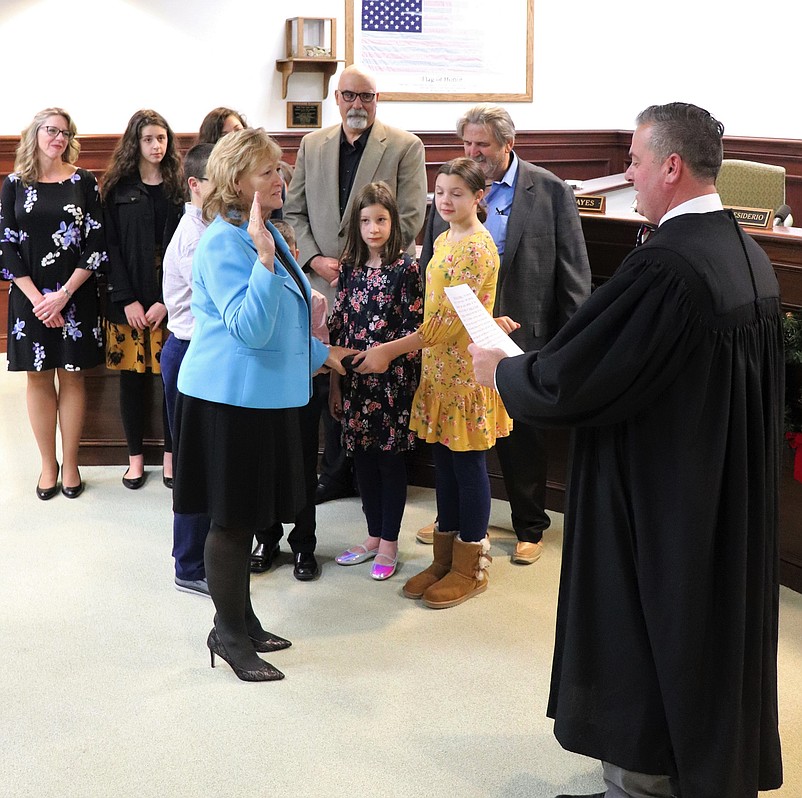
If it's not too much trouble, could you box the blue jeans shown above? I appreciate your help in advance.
[162,334,210,580]
[430,443,491,542]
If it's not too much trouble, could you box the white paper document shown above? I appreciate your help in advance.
[444,284,525,357]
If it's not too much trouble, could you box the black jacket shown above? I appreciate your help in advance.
[102,178,183,324]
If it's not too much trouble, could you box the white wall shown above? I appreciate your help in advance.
[1,0,799,139]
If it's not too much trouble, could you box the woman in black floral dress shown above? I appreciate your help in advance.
[328,183,422,580]
[1,108,106,499]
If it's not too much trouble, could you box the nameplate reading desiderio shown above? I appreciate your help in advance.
[575,195,606,214]
[287,102,322,129]
[728,206,773,229]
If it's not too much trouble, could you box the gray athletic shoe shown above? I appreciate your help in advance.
[174,577,210,597]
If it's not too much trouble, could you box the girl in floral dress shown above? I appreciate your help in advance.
[355,159,513,607]
[329,182,422,580]
[1,108,107,500]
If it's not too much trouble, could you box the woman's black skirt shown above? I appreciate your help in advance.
[173,393,306,530]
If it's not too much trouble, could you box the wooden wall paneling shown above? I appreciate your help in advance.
[79,366,167,467]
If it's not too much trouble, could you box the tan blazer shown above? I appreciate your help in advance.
[284,119,428,303]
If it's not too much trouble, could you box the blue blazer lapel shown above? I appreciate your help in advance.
[268,220,311,307]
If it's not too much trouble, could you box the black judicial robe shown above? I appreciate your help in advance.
[496,211,783,798]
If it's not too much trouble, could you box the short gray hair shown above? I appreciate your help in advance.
[457,104,515,147]
[636,102,724,182]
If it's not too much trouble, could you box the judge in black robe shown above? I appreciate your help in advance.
[471,105,783,798]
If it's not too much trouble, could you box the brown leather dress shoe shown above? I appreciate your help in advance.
[513,540,544,564]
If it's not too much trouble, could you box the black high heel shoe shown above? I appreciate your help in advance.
[212,612,291,653]
[250,629,292,653]
[36,464,60,501]
[206,627,284,682]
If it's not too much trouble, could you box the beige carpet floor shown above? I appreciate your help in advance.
[1,361,800,798]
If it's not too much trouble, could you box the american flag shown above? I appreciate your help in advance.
[360,0,482,76]
[362,0,422,33]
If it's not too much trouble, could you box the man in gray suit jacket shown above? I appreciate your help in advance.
[418,105,591,563]
[285,65,427,307]
[284,65,428,504]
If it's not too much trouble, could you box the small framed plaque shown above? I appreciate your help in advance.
[727,206,773,229]
[576,195,606,214]
[287,102,322,129]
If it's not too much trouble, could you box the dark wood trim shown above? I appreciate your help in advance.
[4,126,802,344]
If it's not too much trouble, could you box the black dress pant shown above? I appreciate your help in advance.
[314,374,354,491]
[494,420,550,543]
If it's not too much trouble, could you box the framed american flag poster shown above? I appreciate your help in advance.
[344,0,533,101]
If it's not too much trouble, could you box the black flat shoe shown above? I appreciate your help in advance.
[62,472,84,499]
[207,627,284,682]
[36,466,60,501]
[122,469,145,490]
[163,470,173,489]
[293,552,320,581]
[250,542,280,573]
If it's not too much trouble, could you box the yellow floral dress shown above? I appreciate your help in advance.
[410,228,512,451]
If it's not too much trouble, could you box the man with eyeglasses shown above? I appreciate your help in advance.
[285,64,427,505]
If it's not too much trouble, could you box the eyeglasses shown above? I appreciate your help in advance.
[39,125,75,141]
[339,90,377,103]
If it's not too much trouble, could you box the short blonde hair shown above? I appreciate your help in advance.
[14,108,80,185]
[202,128,282,224]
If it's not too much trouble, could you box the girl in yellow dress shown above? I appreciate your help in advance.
[354,158,513,608]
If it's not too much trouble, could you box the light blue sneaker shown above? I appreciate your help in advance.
[174,577,210,597]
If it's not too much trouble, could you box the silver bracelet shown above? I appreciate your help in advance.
[61,285,72,300]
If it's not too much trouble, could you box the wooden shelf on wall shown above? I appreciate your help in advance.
[275,58,343,99]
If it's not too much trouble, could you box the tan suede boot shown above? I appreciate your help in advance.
[402,527,455,599]
[422,536,491,609]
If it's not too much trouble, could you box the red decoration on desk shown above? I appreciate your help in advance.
[786,432,802,483]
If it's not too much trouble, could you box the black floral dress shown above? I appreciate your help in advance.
[0,168,106,372]
[328,253,423,453]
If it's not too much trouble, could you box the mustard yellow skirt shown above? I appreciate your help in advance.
[105,321,166,374]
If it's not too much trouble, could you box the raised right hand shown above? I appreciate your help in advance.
[248,193,276,271]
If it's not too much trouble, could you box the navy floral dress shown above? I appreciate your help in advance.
[1,168,106,372]
[329,253,423,453]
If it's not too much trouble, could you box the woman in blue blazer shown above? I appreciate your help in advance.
[173,128,349,682]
